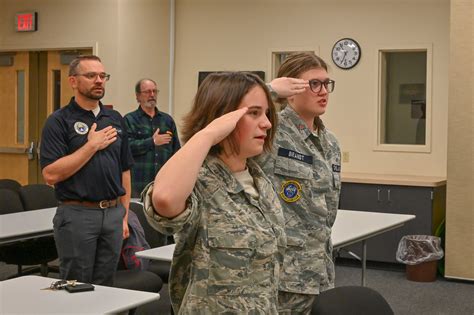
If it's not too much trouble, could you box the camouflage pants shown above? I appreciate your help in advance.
[277,291,316,315]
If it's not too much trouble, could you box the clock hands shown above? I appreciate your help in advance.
[341,50,348,62]
[332,38,361,69]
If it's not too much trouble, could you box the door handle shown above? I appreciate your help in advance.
[377,188,381,202]
[387,189,391,203]
[27,141,35,160]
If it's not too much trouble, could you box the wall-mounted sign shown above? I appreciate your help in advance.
[15,12,38,32]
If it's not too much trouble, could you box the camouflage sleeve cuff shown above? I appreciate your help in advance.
[142,182,197,235]
[266,83,279,100]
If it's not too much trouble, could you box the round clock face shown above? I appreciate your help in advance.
[332,38,361,69]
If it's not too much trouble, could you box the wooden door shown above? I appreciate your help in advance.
[0,49,92,184]
[35,49,92,182]
[46,50,87,113]
[0,52,31,184]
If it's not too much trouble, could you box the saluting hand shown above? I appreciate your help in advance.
[87,123,117,151]
[269,77,309,97]
[153,128,172,146]
[199,107,249,146]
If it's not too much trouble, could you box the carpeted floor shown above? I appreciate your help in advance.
[2,260,474,314]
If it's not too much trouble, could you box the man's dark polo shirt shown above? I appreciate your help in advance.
[40,98,134,202]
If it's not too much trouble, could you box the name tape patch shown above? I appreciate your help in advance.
[277,148,313,165]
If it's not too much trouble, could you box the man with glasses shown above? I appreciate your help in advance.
[40,55,134,285]
[124,79,181,200]
[259,52,341,314]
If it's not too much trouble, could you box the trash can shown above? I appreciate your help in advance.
[396,235,444,282]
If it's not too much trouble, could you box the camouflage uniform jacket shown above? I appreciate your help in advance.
[143,156,287,314]
[258,105,341,295]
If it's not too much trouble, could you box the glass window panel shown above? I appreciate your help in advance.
[380,51,427,145]
[53,70,61,111]
[16,70,25,144]
[272,51,312,79]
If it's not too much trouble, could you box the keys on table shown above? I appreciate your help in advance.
[41,280,77,291]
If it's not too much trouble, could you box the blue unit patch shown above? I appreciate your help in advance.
[279,180,302,203]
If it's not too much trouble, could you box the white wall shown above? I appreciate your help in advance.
[116,0,170,114]
[445,0,474,281]
[0,0,170,115]
[0,0,450,177]
[173,0,449,177]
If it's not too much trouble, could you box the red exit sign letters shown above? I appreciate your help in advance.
[16,12,38,32]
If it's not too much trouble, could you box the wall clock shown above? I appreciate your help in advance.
[332,38,361,69]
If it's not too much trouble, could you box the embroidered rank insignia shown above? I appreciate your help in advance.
[279,180,302,203]
[74,122,89,135]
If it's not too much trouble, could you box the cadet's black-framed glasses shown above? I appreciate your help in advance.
[75,72,111,81]
[309,79,335,94]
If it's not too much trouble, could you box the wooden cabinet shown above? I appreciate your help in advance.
[338,174,446,263]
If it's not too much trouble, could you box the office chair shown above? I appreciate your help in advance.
[114,208,164,311]
[0,189,58,277]
[311,286,394,315]
[114,269,163,292]
[114,268,164,315]
[0,179,21,193]
[18,184,58,210]
[0,188,24,214]
[129,201,172,283]
[17,184,59,276]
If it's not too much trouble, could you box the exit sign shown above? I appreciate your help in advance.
[15,12,38,32]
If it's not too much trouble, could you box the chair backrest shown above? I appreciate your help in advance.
[19,184,58,211]
[311,286,394,315]
[129,201,167,248]
[0,188,25,214]
[0,179,22,193]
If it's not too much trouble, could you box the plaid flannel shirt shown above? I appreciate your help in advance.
[124,106,181,197]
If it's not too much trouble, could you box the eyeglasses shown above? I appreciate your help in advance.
[75,72,111,81]
[140,89,159,95]
[309,79,335,94]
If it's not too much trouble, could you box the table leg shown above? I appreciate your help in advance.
[361,240,367,286]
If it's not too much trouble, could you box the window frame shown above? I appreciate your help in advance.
[267,46,319,80]
[374,44,433,153]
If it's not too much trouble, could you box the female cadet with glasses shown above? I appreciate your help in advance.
[260,52,341,314]
[142,72,286,314]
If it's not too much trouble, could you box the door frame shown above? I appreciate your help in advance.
[0,41,98,54]
[0,42,97,184]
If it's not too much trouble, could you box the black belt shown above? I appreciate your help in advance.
[61,199,119,209]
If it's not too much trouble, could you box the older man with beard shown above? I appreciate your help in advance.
[124,79,181,200]
[40,55,134,285]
